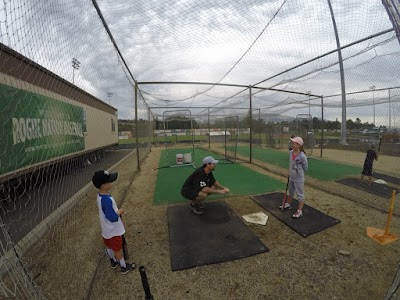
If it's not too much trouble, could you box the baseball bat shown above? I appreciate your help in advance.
[120,214,129,260]
[122,234,129,260]
[280,176,290,211]
[151,165,170,171]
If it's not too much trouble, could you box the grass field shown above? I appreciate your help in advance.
[153,148,285,205]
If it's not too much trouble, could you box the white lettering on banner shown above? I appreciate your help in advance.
[12,118,20,144]
[12,117,83,145]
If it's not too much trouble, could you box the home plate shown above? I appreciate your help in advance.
[374,179,387,185]
[242,212,268,225]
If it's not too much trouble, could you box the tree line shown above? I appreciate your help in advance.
[119,116,386,133]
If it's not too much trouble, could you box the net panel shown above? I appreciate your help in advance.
[0,1,138,299]
[162,110,195,168]
[294,114,314,157]
[0,0,399,298]
[224,116,239,163]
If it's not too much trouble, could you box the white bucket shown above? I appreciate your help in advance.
[176,154,183,165]
[183,153,192,163]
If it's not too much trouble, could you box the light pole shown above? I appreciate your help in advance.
[72,58,81,84]
[327,0,347,144]
[306,91,311,116]
[306,91,312,132]
[369,86,376,126]
[107,92,113,105]
[388,88,392,131]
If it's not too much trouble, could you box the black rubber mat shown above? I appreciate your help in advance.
[167,201,269,271]
[250,192,340,237]
[374,173,400,185]
[336,177,399,198]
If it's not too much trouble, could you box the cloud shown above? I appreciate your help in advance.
[1,0,399,126]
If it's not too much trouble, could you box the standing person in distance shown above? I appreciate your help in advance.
[92,170,135,274]
[280,136,308,218]
[181,156,230,215]
[360,144,378,186]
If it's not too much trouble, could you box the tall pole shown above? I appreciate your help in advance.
[72,58,80,84]
[148,108,152,151]
[258,108,261,147]
[249,85,252,164]
[107,92,113,105]
[388,88,392,131]
[320,96,324,158]
[135,84,140,172]
[370,86,376,126]
[307,91,311,116]
[307,91,312,133]
[208,107,210,149]
[165,100,168,129]
[327,0,347,145]
[373,96,375,126]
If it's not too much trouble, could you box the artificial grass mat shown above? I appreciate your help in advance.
[153,148,284,205]
[232,146,360,181]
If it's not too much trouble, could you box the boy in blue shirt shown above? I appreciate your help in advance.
[92,170,135,274]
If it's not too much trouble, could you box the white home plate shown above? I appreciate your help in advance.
[374,179,387,185]
[242,212,268,225]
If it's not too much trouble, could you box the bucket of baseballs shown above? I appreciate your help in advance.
[176,154,183,165]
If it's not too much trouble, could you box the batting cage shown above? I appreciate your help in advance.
[0,0,400,299]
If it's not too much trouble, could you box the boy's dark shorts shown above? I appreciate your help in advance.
[362,165,373,176]
[181,189,198,201]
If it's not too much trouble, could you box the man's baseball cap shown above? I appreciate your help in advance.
[290,136,304,146]
[202,156,219,165]
[92,170,118,188]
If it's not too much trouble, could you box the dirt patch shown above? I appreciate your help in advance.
[24,147,400,300]
[89,147,399,300]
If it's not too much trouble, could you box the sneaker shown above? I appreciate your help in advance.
[120,263,135,274]
[197,202,205,209]
[189,204,203,215]
[279,203,292,210]
[293,210,303,218]
[110,259,118,269]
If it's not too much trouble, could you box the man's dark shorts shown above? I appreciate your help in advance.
[181,189,198,201]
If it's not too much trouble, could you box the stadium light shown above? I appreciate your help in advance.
[107,92,113,105]
[72,58,81,84]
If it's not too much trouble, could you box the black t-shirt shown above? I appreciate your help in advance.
[364,149,377,165]
[181,167,216,193]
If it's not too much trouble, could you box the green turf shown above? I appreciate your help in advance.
[153,148,285,205]
[233,146,360,181]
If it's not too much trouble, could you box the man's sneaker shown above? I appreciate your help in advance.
[197,202,205,209]
[292,210,303,218]
[279,203,292,210]
[110,259,118,269]
[121,263,135,274]
[189,204,203,214]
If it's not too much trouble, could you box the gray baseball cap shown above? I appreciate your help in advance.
[202,156,219,165]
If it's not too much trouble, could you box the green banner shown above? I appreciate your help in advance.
[0,83,85,176]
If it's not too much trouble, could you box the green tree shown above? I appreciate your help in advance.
[346,119,355,132]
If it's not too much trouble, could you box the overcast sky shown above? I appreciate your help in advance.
[1,0,399,127]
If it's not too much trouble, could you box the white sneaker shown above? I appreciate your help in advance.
[292,210,303,218]
[279,203,292,210]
